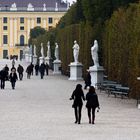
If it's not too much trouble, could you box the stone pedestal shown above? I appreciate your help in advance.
[25,53,29,62]
[89,66,104,88]
[29,54,32,63]
[39,57,44,65]
[53,60,61,74]
[69,62,83,80]
[33,55,38,65]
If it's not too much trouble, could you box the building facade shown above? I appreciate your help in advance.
[0,0,68,59]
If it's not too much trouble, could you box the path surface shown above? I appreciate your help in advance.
[0,59,140,140]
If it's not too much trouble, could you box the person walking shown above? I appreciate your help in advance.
[17,64,24,80]
[30,62,34,75]
[84,70,91,89]
[35,63,39,76]
[26,65,32,79]
[86,86,100,124]
[0,68,7,89]
[46,63,49,75]
[4,64,9,81]
[9,69,18,89]
[70,84,85,124]
[39,62,46,79]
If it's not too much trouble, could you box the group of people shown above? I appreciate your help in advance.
[26,62,49,79]
[0,63,23,89]
[70,85,100,124]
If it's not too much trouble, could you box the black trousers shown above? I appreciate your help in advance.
[19,73,23,80]
[11,82,16,89]
[1,79,5,89]
[74,106,82,123]
[87,107,96,122]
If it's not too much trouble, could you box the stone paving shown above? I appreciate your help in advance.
[0,59,140,140]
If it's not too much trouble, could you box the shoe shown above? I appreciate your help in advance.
[75,120,78,124]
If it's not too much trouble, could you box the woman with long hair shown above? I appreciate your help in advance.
[70,84,85,124]
[86,86,100,124]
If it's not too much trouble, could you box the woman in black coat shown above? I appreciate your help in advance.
[9,69,18,89]
[70,84,85,124]
[86,86,100,124]
[84,70,91,89]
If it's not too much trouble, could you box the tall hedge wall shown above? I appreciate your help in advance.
[103,4,140,98]
[56,22,103,77]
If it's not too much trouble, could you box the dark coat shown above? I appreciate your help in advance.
[35,64,39,71]
[85,72,91,86]
[71,90,85,108]
[39,63,46,74]
[9,73,18,82]
[26,65,32,74]
[0,70,7,80]
[17,65,24,74]
[86,92,99,108]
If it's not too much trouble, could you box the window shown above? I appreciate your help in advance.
[48,17,53,24]
[3,26,8,30]
[3,17,7,23]
[20,26,24,30]
[3,35,8,44]
[20,35,24,45]
[37,17,41,24]
[20,17,24,23]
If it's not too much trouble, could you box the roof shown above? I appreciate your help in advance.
[0,0,68,11]
[0,0,67,7]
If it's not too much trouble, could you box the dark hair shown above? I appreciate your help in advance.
[89,86,95,93]
[75,84,82,90]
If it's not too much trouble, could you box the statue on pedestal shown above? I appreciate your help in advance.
[41,43,44,57]
[73,40,79,63]
[47,41,51,58]
[55,43,59,60]
[91,40,99,67]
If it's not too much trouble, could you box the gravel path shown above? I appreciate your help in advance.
[0,59,140,140]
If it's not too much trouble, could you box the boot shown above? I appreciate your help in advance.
[92,116,95,124]
[88,116,91,124]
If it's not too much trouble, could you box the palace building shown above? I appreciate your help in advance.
[0,0,68,59]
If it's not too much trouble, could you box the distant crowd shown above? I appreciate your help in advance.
[0,59,50,90]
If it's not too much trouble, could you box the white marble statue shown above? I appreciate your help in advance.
[47,41,51,58]
[41,43,44,57]
[55,43,59,60]
[91,40,99,67]
[73,40,79,63]
[34,45,37,56]
[11,3,17,8]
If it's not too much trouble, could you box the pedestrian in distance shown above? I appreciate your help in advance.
[0,68,7,89]
[11,64,16,72]
[9,69,18,89]
[26,64,32,79]
[4,64,9,81]
[86,86,100,124]
[17,64,24,80]
[12,59,15,66]
[39,62,46,79]
[70,84,85,124]
[84,69,91,90]
[46,63,49,75]
[30,62,34,75]
[35,63,39,76]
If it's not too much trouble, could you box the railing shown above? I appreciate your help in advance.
[15,44,28,47]
[0,7,67,12]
